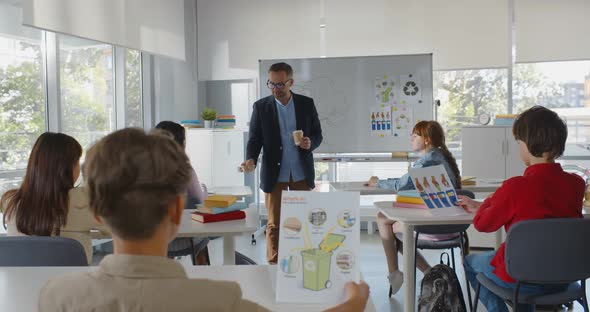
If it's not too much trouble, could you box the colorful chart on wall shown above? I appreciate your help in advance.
[370,105,392,137]
[276,191,361,304]
[260,54,434,153]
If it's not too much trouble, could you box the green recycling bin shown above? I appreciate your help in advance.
[301,233,346,291]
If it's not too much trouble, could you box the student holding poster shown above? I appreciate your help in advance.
[364,120,462,295]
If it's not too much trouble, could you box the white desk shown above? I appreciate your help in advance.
[375,201,474,312]
[330,179,502,195]
[1,209,259,265]
[376,201,590,312]
[0,265,376,312]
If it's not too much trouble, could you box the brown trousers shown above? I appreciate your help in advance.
[264,179,310,264]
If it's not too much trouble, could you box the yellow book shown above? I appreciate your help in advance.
[204,195,237,208]
[461,176,476,186]
[396,196,424,205]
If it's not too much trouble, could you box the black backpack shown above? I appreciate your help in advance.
[418,253,467,312]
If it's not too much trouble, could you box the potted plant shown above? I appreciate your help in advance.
[201,107,217,128]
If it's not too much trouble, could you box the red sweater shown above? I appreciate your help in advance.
[473,163,584,283]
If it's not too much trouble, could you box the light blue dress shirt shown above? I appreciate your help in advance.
[377,148,459,191]
[275,96,305,182]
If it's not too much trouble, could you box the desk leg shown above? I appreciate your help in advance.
[402,223,416,312]
[223,235,236,265]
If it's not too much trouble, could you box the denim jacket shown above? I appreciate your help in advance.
[377,148,459,191]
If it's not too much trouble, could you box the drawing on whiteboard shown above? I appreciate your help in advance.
[374,76,396,105]
[291,77,347,129]
[403,81,419,96]
[394,112,412,136]
[394,99,410,114]
[370,106,392,137]
[401,74,422,98]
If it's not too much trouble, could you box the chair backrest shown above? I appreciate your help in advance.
[235,251,257,265]
[456,189,475,199]
[505,218,590,283]
[0,236,87,266]
[414,189,474,234]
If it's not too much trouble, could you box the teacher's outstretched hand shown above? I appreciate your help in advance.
[239,159,256,173]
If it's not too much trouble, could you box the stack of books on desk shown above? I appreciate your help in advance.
[395,190,427,209]
[180,120,203,128]
[191,195,246,223]
[493,114,517,126]
[215,115,236,129]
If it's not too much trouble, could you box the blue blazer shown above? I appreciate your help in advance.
[247,92,323,193]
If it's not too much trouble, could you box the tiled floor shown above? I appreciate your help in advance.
[94,231,589,311]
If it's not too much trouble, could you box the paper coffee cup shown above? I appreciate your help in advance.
[292,130,304,146]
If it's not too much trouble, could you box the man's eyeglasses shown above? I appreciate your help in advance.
[267,79,292,90]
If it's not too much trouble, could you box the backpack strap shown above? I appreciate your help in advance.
[440,252,451,266]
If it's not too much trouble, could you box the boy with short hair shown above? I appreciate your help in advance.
[38,128,369,312]
[458,106,585,312]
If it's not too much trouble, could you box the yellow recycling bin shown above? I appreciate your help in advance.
[301,233,346,291]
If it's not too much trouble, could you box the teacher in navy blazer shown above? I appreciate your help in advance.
[240,62,322,264]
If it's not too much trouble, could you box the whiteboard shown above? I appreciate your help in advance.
[259,54,433,153]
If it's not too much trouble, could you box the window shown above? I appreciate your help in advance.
[58,35,115,149]
[0,7,45,176]
[513,61,590,148]
[434,69,509,150]
[125,49,142,127]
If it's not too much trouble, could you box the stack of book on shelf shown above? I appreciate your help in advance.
[493,114,517,126]
[394,190,427,209]
[180,120,203,128]
[215,115,236,129]
[461,176,476,186]
[191,195,247,223]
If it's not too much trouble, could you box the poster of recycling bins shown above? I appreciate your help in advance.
[276,191,360,304]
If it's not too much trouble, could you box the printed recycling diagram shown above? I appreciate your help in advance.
[300,231,345,291]
[276,192,360,304]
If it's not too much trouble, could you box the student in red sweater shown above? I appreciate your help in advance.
[457,106,585,312]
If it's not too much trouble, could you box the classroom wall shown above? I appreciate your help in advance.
[196,0,321,81]
[196,0,509,81]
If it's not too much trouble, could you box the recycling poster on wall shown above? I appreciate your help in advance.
[276,191,361,304]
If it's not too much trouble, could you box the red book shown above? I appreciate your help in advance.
[191,210,246,223]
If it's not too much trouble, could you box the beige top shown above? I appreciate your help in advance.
[39,254,270,312]
[2,187,109,264]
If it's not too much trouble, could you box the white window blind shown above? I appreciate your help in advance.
[324,0,510,70]
[515,0,590,63]
[22,0,186,60]
[197,0,320,80]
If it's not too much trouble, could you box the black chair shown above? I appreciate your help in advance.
[168,237,210,265]
[235,251,257,265]
[389,189,474,310]
[473,218,590,312]
[167,196,211,265]
[0,236,87,266]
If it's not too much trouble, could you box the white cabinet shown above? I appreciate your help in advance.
[185,129,245,188]
[462,126,526,180]
[462,126,524,249]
